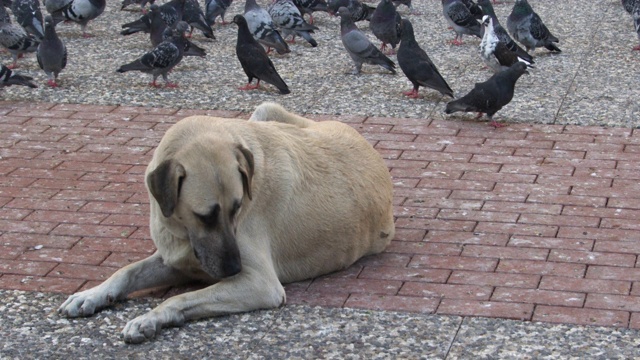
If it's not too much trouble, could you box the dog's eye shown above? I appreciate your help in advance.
[196,204,220,227]
[230,200,241,219]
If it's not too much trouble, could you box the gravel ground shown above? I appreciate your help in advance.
[1,0,639,127]
[2,290,640,359]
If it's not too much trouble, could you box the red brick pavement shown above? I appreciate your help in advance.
[2,101,640,329]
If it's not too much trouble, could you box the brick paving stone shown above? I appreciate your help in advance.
[0,274,84,293]
[448,271,540,288]
[409,255,498,272]
[539,276,631,295]
[0,259,58,276]
[48,263,118,281]
[496,260,586,278]
[548,250,636,267]
[491,288,585,307]
[358,266,450,283]
[437,299,534,321]
[399,282,493,301]
[345,294,440,314]
[533,306,629,328]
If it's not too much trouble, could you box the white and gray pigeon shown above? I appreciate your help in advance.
[268,0,318,47]
[480,15,532,72]
[397,18,453,98]
[204,0,233,25]
[292,0,328,24]
[0,64,37,88]
[370,0,402,55]
[445,62,528,128]
[46,0,106,37]
[506,0,560,53]
[183,0,214,39]
[477,0,532,64]
[336,6,395,75]
[622,0,639,14]
[0,6,40,68]
[327,0,374,22]
[37,15,67,87]
[633,3,640,51]
[244,0,290,54]
[442,0,483,45]
[11,0,45,40]
[116,21,188,88]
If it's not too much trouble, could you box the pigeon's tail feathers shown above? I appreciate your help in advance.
[420,79,454,98]
[278,86,291,94]
[445,99,474,114]
[117,60,146,73]
[544,42,561,52]
[299,31,318,47]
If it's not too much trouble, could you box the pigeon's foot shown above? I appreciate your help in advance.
[450,38,463,46]
[46,79,59,88]
[220,20,230,25]
[238,83,259,91]
[149,81,162,88]
[286,37,296,44]
[633,45,640,51]
[165,82,179,88]
[7,63,18,69]
[402,89,420,98]
[489,120,507,128]
[82,33,95,38]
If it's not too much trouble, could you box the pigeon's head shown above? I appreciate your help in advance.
[44,15,54,29]
[335,6,351,18]
[150,4,159,12]
[232,14,247,27]
[481,15,491,28]
[175,21,189,36]
[511,62,529,76]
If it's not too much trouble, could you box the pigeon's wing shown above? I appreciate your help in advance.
[528,12,553,42]
[342,28,375,57]
[140,42,180,69]
[446,1,477,29]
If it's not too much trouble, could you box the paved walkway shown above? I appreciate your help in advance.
[2,100,640,333]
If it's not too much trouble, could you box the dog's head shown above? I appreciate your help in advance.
[146,141,254,279]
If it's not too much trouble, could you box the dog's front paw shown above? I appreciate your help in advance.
[122,312,164,344]
[58,289,113,318]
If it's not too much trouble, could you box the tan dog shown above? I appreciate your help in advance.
[58,102,395,343]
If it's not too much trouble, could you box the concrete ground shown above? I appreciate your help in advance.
[2,0,640,358]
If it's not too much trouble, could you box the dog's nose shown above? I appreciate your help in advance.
[222,257,242,277]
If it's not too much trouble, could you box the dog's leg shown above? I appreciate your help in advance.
[121,265,285,344]
[58,252,191,318]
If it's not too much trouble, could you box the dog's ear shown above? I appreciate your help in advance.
[235,145,254,201]
[146,159,186,217]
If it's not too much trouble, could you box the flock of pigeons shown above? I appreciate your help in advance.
[0,0,638,126]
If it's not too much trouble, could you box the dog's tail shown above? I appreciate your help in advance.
[249,102,314,128]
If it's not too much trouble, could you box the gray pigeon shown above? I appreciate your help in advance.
[477,0,533,64]
[47,0,106,37]
[480,15,533,72]
[232,14,290,94]
[121,4,167,46]
[292,0,328,24]
[161,20,206,56]
[327,0,374,22]
[445,62,528,128]
[204,0,233,25]
[11,0,45,40]
[397,18,453,98]
[461,0,483,20]
[120,0,155,12]
[442,0,483,45]
[370,0,402,55]
[37,15,67,87]
[623,0,639,14]
[336,6,395,75]
[116,22,188,88]
[0,64,37,88]
[506,0,560,53]
[183,0,215,39]
[634,3,640,51]
[0,7,40,68]
[244,0,290,54]
[268,0,318,47]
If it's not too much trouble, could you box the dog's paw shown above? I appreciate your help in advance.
[122,312,163,344]
[58,289,113,318]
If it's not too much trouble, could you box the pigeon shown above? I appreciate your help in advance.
[477,0,533,64]
[392,0,415,14]
[442,0,483,45]
[121,4,167,46]
[370,0,402,55]
[36,15,67,87]
[183,0,215,39]
[480,15,532,72]
[397,18,453,98]
[461,0,483,20]
[622,0,639,14]
[232,14,290,94]
[268,0,318,47]
[0,64,37,88]
[204,0,233,25]
[506,0,560,52]
[161,20,206,56]
[634,3,640,51]
[11,0,45,40]
[445,62,528,128]
[116,21,188,88]
[336,6,395,74]
[0,7,40,69]
[120,0,155,12]
[0,3,11,23]
[244,0,290,54]
[292,0,328,24]
[327,0,374,22]
[46,0,106,37]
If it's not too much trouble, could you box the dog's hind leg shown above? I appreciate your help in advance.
[121,264,285,344]
[58,252,192,318]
